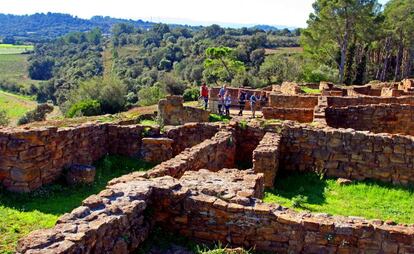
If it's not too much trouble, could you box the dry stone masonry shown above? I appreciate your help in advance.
[9,80,414,253]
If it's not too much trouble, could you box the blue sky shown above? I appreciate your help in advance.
[0,0,390,28]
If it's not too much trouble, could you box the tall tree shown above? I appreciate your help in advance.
[302,0,380,84]
[383,0,414,80]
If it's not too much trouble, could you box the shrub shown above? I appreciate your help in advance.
[65,75,127,115]
[292,195,308,208]
[17,104,54,125]
[183,87,199,101]
[66,99,101,118]
[138,85,166,106]
[0,109,10,126]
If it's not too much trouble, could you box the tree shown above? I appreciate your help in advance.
[28,58,55,80]
[203,47,246,84]
[383,0,414,80]
[302,0,380,84]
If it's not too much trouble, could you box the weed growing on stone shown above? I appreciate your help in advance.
[0,155,154,253]
[264,173,414,224]
[209,114,231,123]
[238,119,248,130]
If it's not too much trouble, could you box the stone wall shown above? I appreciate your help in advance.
[165,122,219,156]
[326,104,414,135]
[279,124,414,185]
[280,82,301,95]
[252,132,281,187]
[18,167,414,254]
[158,96,209,125]
[262,107,314,123]
[144,129,236,178]
[0,123,156,192]
[326,96,414,108]
[268,94,318,109]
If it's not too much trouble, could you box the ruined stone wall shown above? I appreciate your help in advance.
[326,104,414,135]
[347,85,382,96]
[0,123,155,192]
[268,94,318,109]
[165,122,219,156]
[279,125,414,185]
[235,124,266,166]
[18,168,414,254]
[144,129,236,178]
[280,82,301,95]
[158,96,209,125]
[326,96,414,108]
[252,132,281,187]
[262,107,314,123]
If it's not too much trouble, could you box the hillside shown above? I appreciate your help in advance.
[0,91,37,125]
[0,13,154,42]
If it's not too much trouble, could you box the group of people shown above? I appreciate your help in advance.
[199,83,268,118]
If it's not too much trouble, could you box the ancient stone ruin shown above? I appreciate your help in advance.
[5,79,414,253]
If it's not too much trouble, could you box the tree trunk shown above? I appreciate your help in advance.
[381,37,392,81]
[394,32,404,81]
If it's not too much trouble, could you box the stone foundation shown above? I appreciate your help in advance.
[140,137,174,163]
[268,94,318,109]
[326,104,414,135]
[262,107,314,123]
[252,132,280,187]
[17,167,414,254]
[158,96,210,125]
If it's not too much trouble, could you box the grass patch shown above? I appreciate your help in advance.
[264,173,414,224]
[300,86,321,94]
[0,155,154,253]
[139,119,158,126]
[209,114,231,123]
[0,44,33,55]
[0,91,37,125]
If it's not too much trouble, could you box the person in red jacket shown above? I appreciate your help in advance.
[200,83,209,110]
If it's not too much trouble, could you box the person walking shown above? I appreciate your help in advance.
[217,84,227,115]
[238,89,246,116]
[224,91,231,117]
[200,83,209,110]
[250,92,260,118]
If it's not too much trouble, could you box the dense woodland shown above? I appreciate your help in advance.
[1,0,413,118]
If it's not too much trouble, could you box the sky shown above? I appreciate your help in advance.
[0,0,390,28]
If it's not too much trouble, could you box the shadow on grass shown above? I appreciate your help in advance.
[266,172,328,205]
[0,155,154,216]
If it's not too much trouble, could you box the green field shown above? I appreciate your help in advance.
[0,155,154,254]
[0,44,33,55]
[0,91,36,125]
[264,173,414,224]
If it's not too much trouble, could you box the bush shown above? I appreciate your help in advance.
[65,75,127,115]
[138,85,167,106]
[183,87,199,101]
[0,109,10,126]
[66,99,101,118]
[17,104,54,125]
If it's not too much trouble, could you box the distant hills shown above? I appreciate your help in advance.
[0,13,154,42]
[0,12,291,43]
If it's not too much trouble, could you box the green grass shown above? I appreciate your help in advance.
[0,91,37,125]
[0,44,33,55]
[0,155,154,253]
[301,86,321,94]
[264,173,414,224]
[209,114,231,123]
[139,119,158,126]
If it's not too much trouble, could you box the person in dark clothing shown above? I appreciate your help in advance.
[260,92,268,108]
[238,90,246,116]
